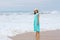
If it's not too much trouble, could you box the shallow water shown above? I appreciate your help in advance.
[0,13,60,40]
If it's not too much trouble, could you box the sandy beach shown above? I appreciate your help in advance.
[9,29,60,40]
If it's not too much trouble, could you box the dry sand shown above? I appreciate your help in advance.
[9,30,60,40]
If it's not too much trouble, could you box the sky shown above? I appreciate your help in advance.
[0,0,60,12]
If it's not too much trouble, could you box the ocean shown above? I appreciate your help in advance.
[0,11,60,40]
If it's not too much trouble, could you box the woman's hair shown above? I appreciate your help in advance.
[34,10,39,14]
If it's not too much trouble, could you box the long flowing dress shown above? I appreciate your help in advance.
[34,13,40,32]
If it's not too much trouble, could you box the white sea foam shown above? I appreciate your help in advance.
[0,11,60,40]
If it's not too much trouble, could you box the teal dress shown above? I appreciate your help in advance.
[34,13,40,32]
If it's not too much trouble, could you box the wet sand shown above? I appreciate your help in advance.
[10,30,60,40]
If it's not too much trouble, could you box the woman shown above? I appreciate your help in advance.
[34,8,40,40]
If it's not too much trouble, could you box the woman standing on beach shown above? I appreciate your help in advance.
[34,8,40,40]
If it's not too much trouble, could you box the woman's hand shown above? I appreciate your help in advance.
[37,21,39,25]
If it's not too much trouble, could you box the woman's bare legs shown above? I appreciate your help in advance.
[36,32,40,40]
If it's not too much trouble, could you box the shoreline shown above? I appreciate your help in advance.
[9,29,60,40]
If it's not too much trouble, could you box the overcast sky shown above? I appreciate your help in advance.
[0,0,60,11]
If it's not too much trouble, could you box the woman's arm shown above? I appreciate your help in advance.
[38,14,40,23]
[37,14,40,25]
[38,14,40,24]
